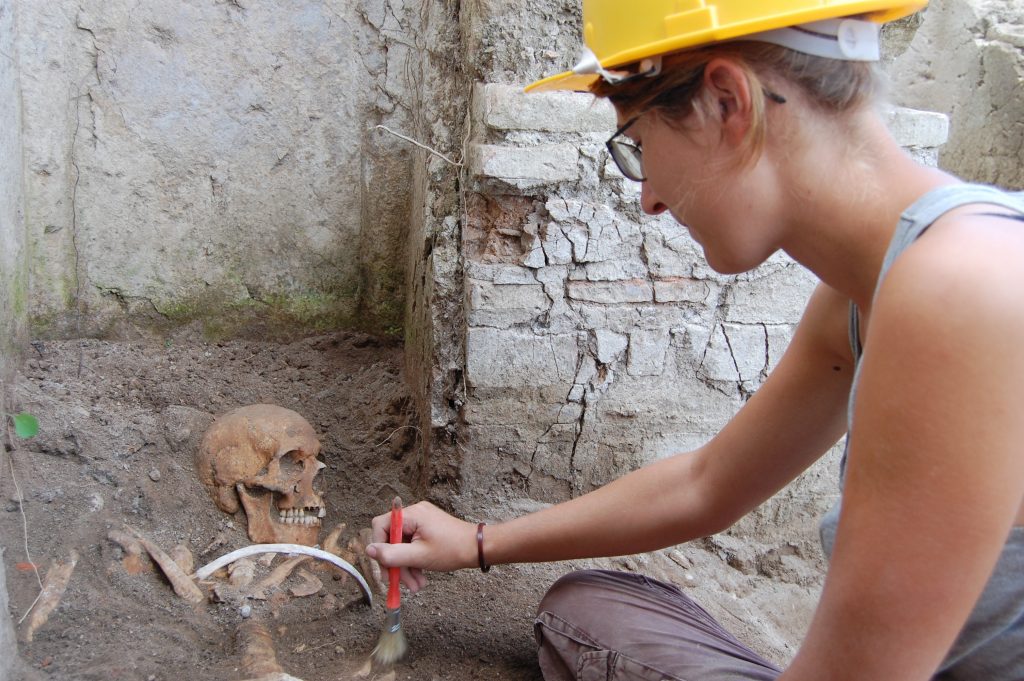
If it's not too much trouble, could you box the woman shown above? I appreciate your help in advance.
[367,1,1024,678]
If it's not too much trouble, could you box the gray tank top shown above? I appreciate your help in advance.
[818,183,1024,680]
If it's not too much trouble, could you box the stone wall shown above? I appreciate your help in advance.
[16,0,434,339]
[890,0,1024,189]
[451,81,948,532]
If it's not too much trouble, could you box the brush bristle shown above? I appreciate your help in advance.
[372,606,407,659]
[372,628,408,665]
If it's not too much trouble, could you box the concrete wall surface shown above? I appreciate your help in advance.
[1,0,27,383]
[16,0,439,339]
[1,0,26,673]
[891,0,1024,189]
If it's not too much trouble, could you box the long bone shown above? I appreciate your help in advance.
[195,543,373,605]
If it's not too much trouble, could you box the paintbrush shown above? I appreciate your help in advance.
[372,496,408,665]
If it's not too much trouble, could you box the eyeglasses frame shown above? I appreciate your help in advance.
[604,88,788,183]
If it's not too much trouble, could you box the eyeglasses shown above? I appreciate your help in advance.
[604,89,788,183]
[606,115,647,182]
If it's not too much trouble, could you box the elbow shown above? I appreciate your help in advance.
[682,451,748,538]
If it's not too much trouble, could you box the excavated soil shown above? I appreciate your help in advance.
[2,331,825,680]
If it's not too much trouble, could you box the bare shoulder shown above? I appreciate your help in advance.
[878,209,1024,333]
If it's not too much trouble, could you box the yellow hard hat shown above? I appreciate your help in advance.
[526,0,928,93]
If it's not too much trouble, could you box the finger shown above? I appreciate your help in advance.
[366,541,412,569]
[400,567,422,593]
[411,568,428,591]
[369,512,391,544]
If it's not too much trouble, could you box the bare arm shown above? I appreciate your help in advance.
[782,219,1024,680]
[370,282,855,584]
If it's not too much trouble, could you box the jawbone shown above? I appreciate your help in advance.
[236,484,322,546]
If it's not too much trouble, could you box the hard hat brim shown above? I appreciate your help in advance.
[525,71,598,94]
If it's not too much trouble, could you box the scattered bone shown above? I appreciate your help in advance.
[258,553,276,567]
[349,530,384,597]
[212,582,243,605]
[322,522,347,556]
[229,557,257,588]
[129,528,205,604]
[288,568,323,598]
[353,658,395,680]
[237,620,284,676]
[321,523,355,585]
[194,543,372,604]
[170,544,195,574]
[107,529,149,575]
[22,550,79,643]
[248,556,308,600]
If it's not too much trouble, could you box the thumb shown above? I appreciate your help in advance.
[366,541,411,569]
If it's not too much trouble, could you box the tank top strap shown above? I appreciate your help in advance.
[873,184,1024,303]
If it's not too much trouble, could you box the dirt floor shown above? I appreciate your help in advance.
[1,331,826,680]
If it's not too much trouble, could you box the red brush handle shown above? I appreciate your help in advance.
[386,497,403,610]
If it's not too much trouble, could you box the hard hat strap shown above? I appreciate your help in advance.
[743,18,881,61]
[572,48,663,86]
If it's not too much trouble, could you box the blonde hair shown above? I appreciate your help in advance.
[592,42,883,162]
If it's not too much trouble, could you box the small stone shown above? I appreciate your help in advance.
[148,469,161,482]
[240,604,252,618]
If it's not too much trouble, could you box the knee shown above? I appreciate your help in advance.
[536,569,617,622]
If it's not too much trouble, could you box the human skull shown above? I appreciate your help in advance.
[196,404,326,546]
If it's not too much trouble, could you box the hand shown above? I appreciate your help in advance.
[366,500,479,593]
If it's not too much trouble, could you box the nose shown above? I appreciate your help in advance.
[640,182,668,215]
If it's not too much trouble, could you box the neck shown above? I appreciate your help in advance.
[773,109,955,310]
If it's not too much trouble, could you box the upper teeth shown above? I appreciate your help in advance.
[277,507,325,525]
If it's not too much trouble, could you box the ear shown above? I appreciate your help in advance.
[702,58,755,147]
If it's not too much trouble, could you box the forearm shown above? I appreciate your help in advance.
[482,450,718,565]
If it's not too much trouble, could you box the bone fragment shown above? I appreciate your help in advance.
[229,557,257,587]
[288,568,323,598]
[350,530,384,597]
[354,659,395,680]
[170,544,194,574]
[194,543,372,604]
[129,528,205,604]
[22,550,78,643]
[212,582,242,604]
[107,529,149,575]
[237,620,283,676]
[322,522,346,556]
[247,556,308,601]
[353,659,374,678]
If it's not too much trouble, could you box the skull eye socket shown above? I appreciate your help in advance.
[279,453,302,478]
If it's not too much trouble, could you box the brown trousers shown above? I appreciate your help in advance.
[535,570,782,681]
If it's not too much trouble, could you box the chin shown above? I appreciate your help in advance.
[703,245,770,275]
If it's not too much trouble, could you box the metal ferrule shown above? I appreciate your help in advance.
[384,607,402,633]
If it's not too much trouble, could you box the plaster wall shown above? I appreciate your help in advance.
[0,0,25,672]
[1,0,27,384]
[890,0,1024,189]
[17,0,429,339]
